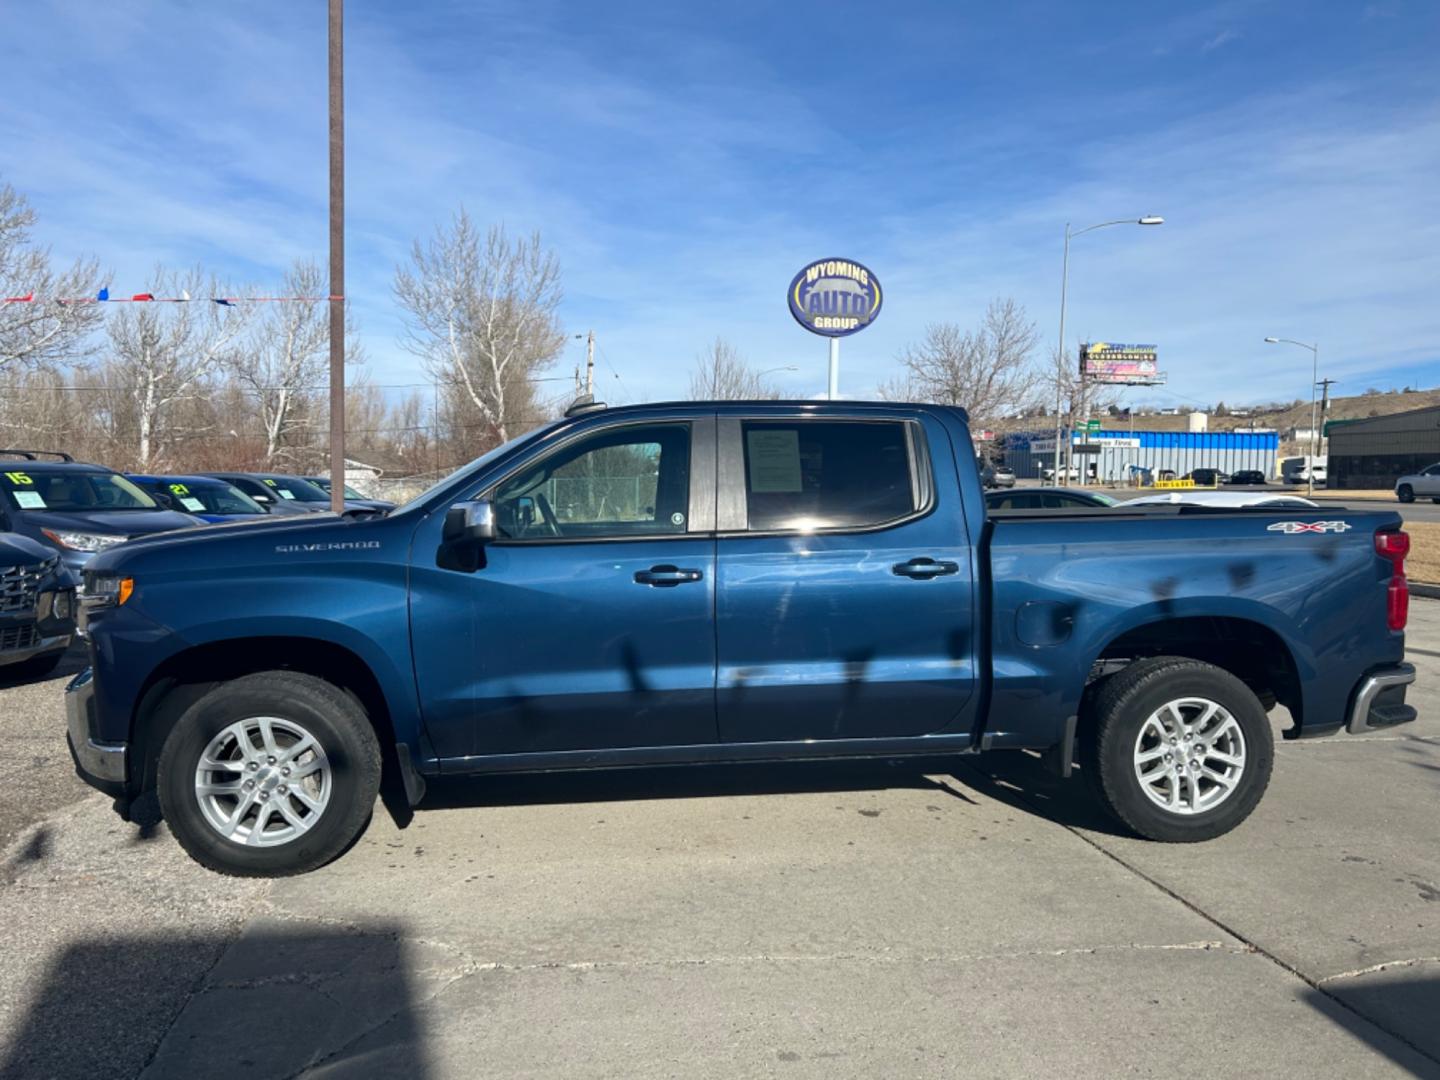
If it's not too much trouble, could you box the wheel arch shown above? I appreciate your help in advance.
[129,636,401,802]
[1085,614,1304,732]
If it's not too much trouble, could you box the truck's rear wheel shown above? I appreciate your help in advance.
[1081,657,1273,842]
[157,671,381,876]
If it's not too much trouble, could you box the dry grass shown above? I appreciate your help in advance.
[1309,489,1400,500]
[1407,522,1440,585]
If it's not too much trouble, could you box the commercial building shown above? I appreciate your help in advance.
[1326,405,1440,489]
[1003,429,1279,483]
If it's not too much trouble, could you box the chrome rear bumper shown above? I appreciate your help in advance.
[1347,663,1417,735]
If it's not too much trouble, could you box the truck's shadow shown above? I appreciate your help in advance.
[419,756,981,811]
[0,924,429,1080]
[1303,974,1440,1074]
[957,751,1134,838]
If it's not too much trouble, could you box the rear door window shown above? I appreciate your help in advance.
[739,420,919,532]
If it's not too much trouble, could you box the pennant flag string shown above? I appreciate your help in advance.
[3,290,345,305]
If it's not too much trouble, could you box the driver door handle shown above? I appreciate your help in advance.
[892,557,960,579]
[634,565,704,587]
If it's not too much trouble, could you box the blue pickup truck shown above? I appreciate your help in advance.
[66,401,1416,876]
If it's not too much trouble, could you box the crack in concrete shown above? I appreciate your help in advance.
[1318,956,1440,984]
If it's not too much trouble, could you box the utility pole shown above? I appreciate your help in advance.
[1317,377,1336,465]
[586,330,595,397]
[326,0,346,513]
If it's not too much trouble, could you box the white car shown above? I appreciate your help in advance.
[1395,463,1440,504]
[1125,491,1319,509]
[1284,463,1327,485]
[1040,464,1080,481]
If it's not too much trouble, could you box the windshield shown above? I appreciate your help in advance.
[161,480,265,516]
[258,476,330,503]
[1,469,161,513]
[1089,492,1120,506]
[312,478,368,500]
[391,420,565,516]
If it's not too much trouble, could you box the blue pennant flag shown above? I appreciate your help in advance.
[213,298,234,307]
[96,287,109,301]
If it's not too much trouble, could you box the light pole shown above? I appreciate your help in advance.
[1264,336,1321,496]
[1052,216,1164,486]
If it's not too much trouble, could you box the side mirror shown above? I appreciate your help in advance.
[443,499,495,544]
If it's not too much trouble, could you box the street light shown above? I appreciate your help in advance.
[1264,336,1321,497]
[1052,216,1164,486]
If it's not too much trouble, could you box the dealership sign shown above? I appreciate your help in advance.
[1080,343,1165,385]
[788,258,882,337]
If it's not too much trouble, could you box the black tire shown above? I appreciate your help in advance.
[157,671,381,876]
[0,652,64,683]
[1397,485,1414,503]
[1080,657,1274,842]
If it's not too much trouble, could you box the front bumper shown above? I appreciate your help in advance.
[0,627,71,666]
[65,667,127,791]
[1347,663,1417,735]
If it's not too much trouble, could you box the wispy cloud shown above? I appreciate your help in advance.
[1201,28,1241,52]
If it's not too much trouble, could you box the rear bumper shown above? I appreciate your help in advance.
[1347,663,1417,735]
[65,667,128,793]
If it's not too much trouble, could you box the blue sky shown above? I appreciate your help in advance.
[4,0,1438,410]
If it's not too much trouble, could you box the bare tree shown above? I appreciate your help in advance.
[1041,343,1123,435]
[104,267,255,467]
[0,179,105,371]
[231,260,362,464]
[394,212,564,445]
[885,298,1040,423]
[688,337,782,400]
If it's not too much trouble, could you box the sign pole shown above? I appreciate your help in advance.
[327,0,346,514]
[828,338,839,400]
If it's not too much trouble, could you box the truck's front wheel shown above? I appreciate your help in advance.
[157,671,381,876]
[1082,657,1273,842]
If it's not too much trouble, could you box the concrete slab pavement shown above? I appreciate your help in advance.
[2,609,1438,1078]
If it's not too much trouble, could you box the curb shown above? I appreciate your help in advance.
[1411,583,1440,601]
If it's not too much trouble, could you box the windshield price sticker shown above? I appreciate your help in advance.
[14,491,46,508]
[278,490,296,499]
[180,497,206,512]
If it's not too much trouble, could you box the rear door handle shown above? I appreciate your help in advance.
[892,557,960,579]
[634,565,704,587]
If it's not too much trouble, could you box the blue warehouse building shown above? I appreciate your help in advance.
[1003,429,1280,483]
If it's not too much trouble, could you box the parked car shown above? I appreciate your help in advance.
[1188,468,1229,486]
[1226,470,1268,486]
[1126,491,1319,509]
[199,472,336,516]
[985,488,1118,510]
[306,476,397,514]
[1284,462,1327,486]
[70,400,1414,876]
[0,450,203,572]
[1394,463,1440,504]
[1039,462,1080,481]
[0,532,77,680]
[127,474,272,524]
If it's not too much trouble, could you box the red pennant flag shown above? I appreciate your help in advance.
[4,292,34,302]
[132,293,154,302]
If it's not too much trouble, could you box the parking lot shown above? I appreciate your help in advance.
[0,606,1436,1078]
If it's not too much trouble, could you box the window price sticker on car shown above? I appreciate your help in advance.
[747,429,803,492]
[13,491,46,508]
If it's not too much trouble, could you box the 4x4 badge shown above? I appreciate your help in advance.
[1267,521,1353,534]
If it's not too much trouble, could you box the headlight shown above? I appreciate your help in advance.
[42,530,129,553]
[83,574,134,608]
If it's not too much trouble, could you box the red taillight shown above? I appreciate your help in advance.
[1376,529,1409,631]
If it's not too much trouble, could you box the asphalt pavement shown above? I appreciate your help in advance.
[1,609,1437,1078]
